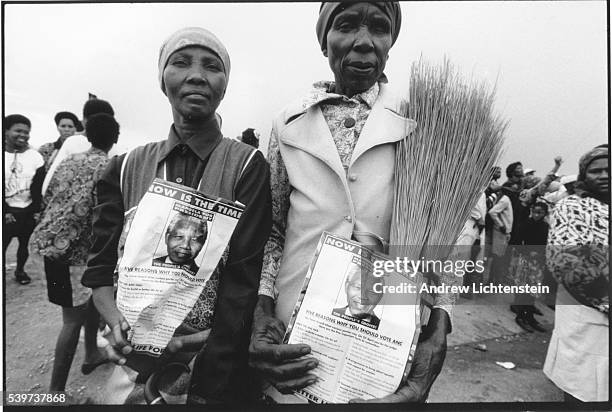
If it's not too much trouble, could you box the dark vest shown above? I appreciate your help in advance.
[117,138,255,256]
[120,137,255,208]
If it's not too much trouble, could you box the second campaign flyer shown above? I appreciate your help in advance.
[284,232,423,403]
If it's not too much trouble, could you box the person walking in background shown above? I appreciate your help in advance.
[502,161,526,245]
[507,156,563,324]
[42,99,124,196]
[38,111,80,171]
[4,114,45,285]
[458,193,487,298]
[510,201,550,332]
[544,145,609,402]
[487,186,513,284]
[484,166,502,280]
[29,113,119,392]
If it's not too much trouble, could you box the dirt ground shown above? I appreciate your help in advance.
[4,241,564,406]
[430,332,562,402]
[4,242,113,405]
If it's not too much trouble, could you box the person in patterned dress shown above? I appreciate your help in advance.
[544,145,609,402]
[29,113,120,392]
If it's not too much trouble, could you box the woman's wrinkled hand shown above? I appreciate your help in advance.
[248,303,318,394]
[103,317,132,365]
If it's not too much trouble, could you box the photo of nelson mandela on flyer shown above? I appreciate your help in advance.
[152,212,208,274]
[333,264,383,329]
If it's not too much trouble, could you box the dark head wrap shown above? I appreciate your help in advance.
[316,2,402,52]
[574,145,609,203]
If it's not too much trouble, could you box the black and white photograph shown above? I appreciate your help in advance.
[2,0,608,408]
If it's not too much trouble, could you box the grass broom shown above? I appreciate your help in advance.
[390,56,507,289]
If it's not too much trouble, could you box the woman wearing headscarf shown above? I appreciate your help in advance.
[249,2,454,403]
[81,27,271,404]
[544,145,608,402]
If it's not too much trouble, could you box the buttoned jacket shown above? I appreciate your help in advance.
[272,83,416,324]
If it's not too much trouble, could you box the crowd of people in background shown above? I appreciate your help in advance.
[481,154,608,331]
[478,147,609,403]
[4,100,125,396]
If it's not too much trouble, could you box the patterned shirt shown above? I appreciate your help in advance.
[546,195,609,313]
[261,81,455,317]
[30,147,109,265]
[38,138,64,172]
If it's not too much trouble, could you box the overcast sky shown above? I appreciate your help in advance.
[3,1,608,176]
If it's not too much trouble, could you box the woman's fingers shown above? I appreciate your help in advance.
[259,356,319,382]
[112,321,132,355]
[103,344,127,366]
[120,319,130,333]
[251,340,311,363]
[272,372,319,394]
[166,329,211,354]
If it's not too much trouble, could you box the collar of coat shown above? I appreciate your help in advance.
[278,81,417,175]
[300,81,380,112]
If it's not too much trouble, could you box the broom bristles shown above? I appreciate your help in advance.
[391,57,507,263]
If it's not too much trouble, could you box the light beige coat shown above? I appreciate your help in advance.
[272,83,416,325]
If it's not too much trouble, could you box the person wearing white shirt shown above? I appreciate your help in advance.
[42,99,126,195]
[456,193,487,297]
[4,114,45,285]
[457,193,487,247]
